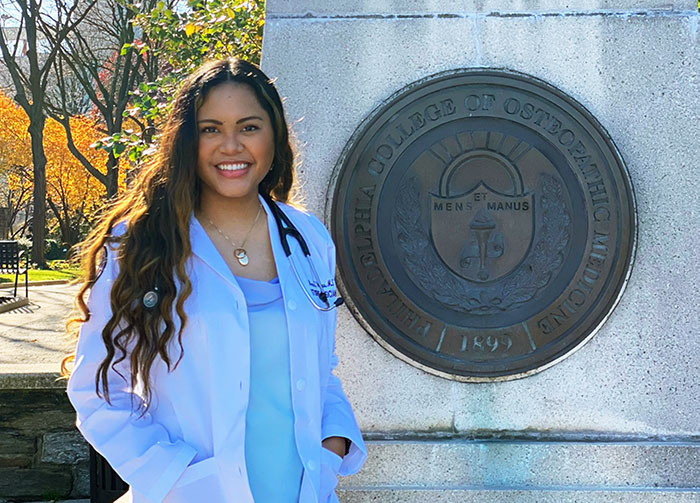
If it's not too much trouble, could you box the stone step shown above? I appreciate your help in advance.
[20,501,89,503]
[338,440,700,489]
[338,489,700,502]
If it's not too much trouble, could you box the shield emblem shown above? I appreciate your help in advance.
[430,182,534,282]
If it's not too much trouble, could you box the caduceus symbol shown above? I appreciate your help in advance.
[460,209,504,281]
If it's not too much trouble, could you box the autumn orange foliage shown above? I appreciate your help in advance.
[0,91,107,244]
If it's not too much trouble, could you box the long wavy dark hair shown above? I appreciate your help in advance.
[61,58,296,410]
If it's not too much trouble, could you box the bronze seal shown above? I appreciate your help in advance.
[330,69,636,381]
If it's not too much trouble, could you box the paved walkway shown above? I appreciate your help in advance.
[0,283,80,373]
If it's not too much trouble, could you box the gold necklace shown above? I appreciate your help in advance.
[205,205,263,266]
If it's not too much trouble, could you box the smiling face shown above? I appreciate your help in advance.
[196,82,275,207]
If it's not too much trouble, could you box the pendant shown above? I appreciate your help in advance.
[234,248,249,266]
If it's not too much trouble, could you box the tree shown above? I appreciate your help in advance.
[0,91,33,238]
[45,0,162,198]
[43,115,106,247]
[0,0,95,266]
[0,90,106,247]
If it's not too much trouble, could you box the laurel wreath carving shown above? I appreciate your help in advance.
[393,173,571,314]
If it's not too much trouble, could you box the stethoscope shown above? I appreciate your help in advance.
[142,195,344,312]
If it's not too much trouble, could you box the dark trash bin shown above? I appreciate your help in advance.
[90,445,129,503]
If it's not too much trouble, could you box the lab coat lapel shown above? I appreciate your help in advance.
[189,215,248,456]
[189,215,240,289]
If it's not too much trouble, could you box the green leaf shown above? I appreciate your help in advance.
[113,142,126,157]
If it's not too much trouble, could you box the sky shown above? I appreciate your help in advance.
[0,0,191,27]
[0,1,58,27]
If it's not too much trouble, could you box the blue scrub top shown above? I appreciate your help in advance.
[239,275,303,502]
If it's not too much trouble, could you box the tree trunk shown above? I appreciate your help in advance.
[106,153,119,198]
[28,114,47,268]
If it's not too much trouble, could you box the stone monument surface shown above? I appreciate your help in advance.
[262,1,699,500]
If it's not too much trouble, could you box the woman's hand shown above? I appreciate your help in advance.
[320,438,345,501]
[321,436,347,458]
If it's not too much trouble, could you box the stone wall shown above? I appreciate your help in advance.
[262,0,700,499]
[0,377,88,502]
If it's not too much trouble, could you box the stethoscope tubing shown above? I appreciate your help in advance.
[261,194,344,311]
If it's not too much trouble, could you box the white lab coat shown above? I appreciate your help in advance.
[66,196,367,503]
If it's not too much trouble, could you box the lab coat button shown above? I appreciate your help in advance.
[308,460,317,471]
[296,379,306,391]
[287,300,297,311]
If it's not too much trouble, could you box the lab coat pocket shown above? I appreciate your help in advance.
[319,447,343,503]
[165,457,226,503]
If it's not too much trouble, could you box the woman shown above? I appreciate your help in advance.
[63,58,366,503]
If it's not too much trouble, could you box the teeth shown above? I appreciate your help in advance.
[217,163,248,171]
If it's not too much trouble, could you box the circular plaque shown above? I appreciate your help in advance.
[330,69,636,381]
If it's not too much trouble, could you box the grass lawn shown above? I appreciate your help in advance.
[0,268,82,283]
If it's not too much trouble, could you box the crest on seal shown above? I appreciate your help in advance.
[430,181,533,283]
[394,137,569,314]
